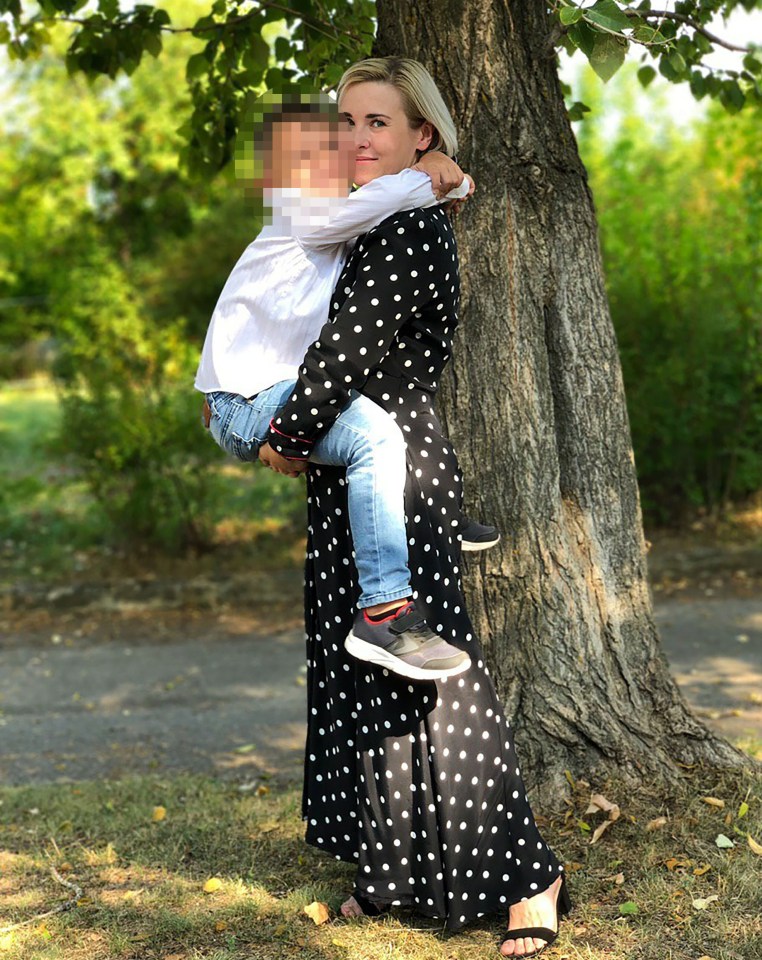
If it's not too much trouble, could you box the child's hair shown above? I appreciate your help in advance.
[235,88,338,192]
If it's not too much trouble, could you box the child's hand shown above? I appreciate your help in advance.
[258,442,308,478]
[413,152,467,199]
[444,173,475,218]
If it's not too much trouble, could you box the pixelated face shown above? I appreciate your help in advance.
[266,115,355,194]
[339,81,434,187]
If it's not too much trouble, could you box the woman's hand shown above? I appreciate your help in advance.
[258,442,309,478]
[412,152,470,199]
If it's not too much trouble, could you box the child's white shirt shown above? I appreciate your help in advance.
[193,168,470,399]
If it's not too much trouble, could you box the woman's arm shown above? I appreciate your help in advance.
[263,217,435,460]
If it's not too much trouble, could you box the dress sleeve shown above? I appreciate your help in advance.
[264,217,430,460]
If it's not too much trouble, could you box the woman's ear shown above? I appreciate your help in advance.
[416,120,435,153]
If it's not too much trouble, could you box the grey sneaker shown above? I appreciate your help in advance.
[344,600,471,681]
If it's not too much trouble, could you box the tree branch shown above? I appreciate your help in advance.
[631,9,750,54]
[52,2,365,46]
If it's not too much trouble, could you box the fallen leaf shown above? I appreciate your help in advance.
[715,834,735,848]
[214,920,228,932]
[152,806,166,822]
[748,834,762,855]
[646,816,667,831]
[585,793,620,820]
[303,900,331,924]
[692,894,719,910]
[256,785,269,797]
[701,797,725,809]
[664,857,692,871]
[234,744,256,754]
[203,878,222,893]
[613,872,624,884]
[590,820,613,844]
[738,801,749,818]
[618,901,639,915]
[693,863,712,876]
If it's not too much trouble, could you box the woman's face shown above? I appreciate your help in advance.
[338,81,434,186]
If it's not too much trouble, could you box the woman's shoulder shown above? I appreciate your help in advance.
[357,204,453,255]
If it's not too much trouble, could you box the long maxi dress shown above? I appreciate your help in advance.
[265,202,568,932]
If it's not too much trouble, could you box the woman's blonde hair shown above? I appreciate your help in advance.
[337,57,458,158]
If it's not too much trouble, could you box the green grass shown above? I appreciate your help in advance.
[0,379,306,586]
[1,765,761,959]
[0,379,109,582]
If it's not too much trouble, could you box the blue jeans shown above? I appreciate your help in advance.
[205,379,411,609]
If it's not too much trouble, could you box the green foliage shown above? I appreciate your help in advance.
[556,0,762,124]
[50,252,222,551]
[1,2,759,171]
[575,63,762,521]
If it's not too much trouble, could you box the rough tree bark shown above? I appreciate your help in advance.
[374,0,756,812]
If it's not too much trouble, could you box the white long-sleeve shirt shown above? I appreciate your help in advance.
[193,168,470,399]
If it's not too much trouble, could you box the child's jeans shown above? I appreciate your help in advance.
[205,379,411,610]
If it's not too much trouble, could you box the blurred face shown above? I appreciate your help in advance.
[338,81,434,186]
[265,115,355,194]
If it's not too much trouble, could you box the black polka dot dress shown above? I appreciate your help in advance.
[266,205,567,931]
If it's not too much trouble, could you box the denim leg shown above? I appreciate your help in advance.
[310,391,411,609]
[206,380,298,462]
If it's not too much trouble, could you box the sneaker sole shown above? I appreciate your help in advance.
[461,535,500,552]
[344,634,471,681]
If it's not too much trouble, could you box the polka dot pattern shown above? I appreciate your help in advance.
[298,207,565,931]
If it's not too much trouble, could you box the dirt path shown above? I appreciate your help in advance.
[1,569,760,787]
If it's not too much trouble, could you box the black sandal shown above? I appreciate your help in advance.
[498,873,572,957]
[350,887,392,916]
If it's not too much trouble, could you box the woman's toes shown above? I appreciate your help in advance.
[340,895,364,918]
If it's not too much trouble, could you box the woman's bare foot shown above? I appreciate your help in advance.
[340,894,365,918]
[499,874,563,957]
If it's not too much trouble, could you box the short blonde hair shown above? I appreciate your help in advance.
[337,57,458,158]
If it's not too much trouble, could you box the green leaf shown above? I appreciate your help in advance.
[738,801,749,818]
[143,30,162,58]
[719,80,745,115]
[560,6,584,25]
[743,53,762,75]
[689,71,706,99]
[274,36,292,62]
[568,21,596,58]
[586,0,632,33]
[668,48,686,75]
[715,833,735,848]
[323,62,345,88]
[98,0,119,17]
[567,100,591,121]
[637,65,656,88]
[589,32,626,83]
[619,901,639,916]
[186,51,209,82]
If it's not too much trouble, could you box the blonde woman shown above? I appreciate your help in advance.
[264,58,572,957]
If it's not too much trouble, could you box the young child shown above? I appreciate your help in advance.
[195,91,493,681]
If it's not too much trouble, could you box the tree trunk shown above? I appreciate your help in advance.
[374,0,755,812]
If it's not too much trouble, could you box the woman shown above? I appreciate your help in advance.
[261,57,572,957]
